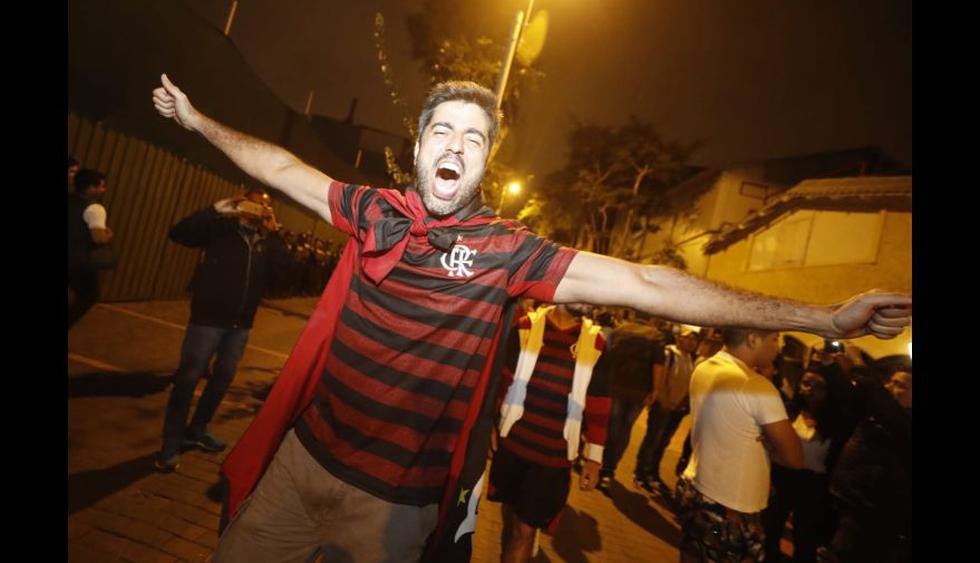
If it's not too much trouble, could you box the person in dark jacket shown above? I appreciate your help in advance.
[155,189,287,472]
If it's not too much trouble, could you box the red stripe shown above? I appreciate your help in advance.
[584,395,612,446]
[533,361,576,380]
[331,317,481,390]
[501,439,570,469]
[343,297,490,370]
[507,425,567,451]
[528,376,572,397]
[518,410,565,433]
[328,335,474,420]
[378,269,507,319]
[302,409,452,488]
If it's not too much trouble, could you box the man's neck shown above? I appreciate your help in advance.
[724,346,759,371]
[549,306,580,330]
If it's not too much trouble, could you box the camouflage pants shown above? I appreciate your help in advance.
[675,478,765,563]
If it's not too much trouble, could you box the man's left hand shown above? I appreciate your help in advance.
[579,459,602,491]
[827,290,911,339]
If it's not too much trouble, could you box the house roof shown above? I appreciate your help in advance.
[703,175,912,254]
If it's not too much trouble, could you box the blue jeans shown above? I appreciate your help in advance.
[600,397,646,478]
[635,403,686,481]
[161,324,250,456]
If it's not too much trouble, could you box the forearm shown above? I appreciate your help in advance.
[191,113,296,188]
[190,112,333,222]
[771,444,805,469]
[556,253,836,336]
[169,206,219,247]
[635,264,834,334]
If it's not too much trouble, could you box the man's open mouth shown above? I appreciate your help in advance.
[433,159,463,200]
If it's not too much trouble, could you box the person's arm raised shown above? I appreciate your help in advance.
[152,73,334,225]
[554,251,911,339]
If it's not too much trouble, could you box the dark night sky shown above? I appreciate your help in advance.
[186,0,912,180]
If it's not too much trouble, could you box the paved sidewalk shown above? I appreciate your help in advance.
[68,298,684,562]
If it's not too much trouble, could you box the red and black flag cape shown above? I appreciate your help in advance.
[219,188,511,562]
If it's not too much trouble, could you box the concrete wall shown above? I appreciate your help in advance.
[702,210,911,303]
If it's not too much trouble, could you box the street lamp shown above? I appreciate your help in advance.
[497,180,523,214]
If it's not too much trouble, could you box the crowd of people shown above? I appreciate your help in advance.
[574,306,912,563]
[67,74,911,563]
[266,230,340,298]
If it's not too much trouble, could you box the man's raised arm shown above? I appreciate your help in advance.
[152,73,334,225]
[553,251,911,340]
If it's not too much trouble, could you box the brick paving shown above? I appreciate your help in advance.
[69,298,685,562]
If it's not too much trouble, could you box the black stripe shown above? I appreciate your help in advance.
[505,430,568,459]
[351,276,497,338]
[511,418,564,443]
[330,337,467,403]
[313,398,456,466]
[525,241,562,282]
[339,307,484,371]
[507,236,546,277]
[320,369,463,436]
[340,184,358,227]
[376,196,396,216]
[485,222,523,236]
[357,188,380,232]
[536,353,575,371]
[526,370,573,391]
[295,420,445,506]
[525,383,569,409]
[385,267,510,305]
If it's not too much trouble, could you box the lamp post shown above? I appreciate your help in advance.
[494,0,536,112]
[224,1,239,36]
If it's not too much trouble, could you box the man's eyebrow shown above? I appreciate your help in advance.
[464,128,487,142]
[430,122,487,142]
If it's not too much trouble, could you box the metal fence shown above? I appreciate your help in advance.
[69,112,327,302]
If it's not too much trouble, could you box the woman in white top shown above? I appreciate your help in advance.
[762,368,847,563]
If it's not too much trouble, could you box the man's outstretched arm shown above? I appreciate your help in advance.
[152,73,334,225]
[553,251,911,339]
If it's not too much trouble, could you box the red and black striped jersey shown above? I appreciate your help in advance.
[499,316,612,468]
[295,183,578,506]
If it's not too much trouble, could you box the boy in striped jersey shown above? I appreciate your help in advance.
[489,303,610,562]
[152,74,911,563]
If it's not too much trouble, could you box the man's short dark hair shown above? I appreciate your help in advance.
[68,156,79,168]
[74,169,105,193]
[720,327,775,349]
[418,81,501,149]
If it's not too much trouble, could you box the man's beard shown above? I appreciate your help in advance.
[415,159,483,217]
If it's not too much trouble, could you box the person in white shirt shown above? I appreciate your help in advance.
[676,327,804,562]
[68,169,113,328]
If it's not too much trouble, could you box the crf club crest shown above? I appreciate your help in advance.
[441,244,477,278]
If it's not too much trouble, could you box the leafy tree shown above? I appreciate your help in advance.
[520,117,702,263]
